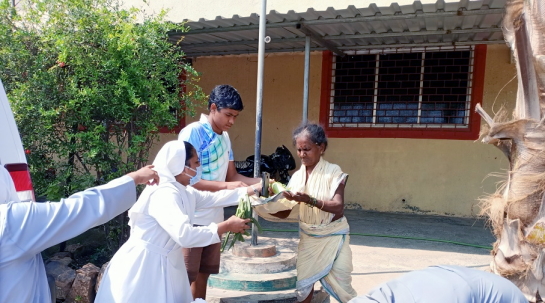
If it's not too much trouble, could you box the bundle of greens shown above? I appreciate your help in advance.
[220,195,262,252]
[270,181,288,195]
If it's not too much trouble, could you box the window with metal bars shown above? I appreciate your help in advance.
[320,46,485,140]
[332,48,473,126]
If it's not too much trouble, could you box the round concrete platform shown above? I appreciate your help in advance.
[233,242,277,258]
[208,269,297,291]
[210,239,300,292]
[219,249,296,274]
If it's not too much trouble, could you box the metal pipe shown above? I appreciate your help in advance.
[302,35,311,123]
[252,0,267,246]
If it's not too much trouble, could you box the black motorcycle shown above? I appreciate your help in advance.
[235,145,296,184]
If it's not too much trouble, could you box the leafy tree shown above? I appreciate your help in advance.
[0,0,205,253]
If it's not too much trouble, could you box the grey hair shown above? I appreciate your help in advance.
[292,123,328,151]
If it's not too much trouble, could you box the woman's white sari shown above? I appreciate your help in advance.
[255,157,357,302]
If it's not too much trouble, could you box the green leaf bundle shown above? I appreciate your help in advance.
[220,195,262,252]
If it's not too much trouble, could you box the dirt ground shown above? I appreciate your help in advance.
[225,207,495,297]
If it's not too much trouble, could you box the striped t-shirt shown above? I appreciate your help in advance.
[178,114,234,224]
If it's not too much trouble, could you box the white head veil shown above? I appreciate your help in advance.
[129,140,191,216]
[151,140,188,185]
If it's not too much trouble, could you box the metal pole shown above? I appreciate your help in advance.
[252,0,267,246]
[302,35,311,123]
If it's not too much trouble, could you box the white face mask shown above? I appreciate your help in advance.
[183,166,202,185]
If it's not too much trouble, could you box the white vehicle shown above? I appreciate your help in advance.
[0,79,35,202]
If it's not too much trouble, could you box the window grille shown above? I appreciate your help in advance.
[328,46,474,129]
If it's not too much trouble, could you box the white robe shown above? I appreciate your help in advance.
[0,175,136,303]
[95,182,246,303]
[0,165,20,204]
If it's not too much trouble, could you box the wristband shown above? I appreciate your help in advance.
[251,185,259,196]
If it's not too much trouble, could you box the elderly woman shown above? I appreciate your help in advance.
[96,141,260,303]
[256,123,357,303]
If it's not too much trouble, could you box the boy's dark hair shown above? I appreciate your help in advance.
[183,141,196,165]
[292,123,328,151]
[208,85,244,111]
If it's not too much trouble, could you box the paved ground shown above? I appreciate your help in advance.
[222,207,495,299]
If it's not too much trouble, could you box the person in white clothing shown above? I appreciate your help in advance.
[1,163,59,303]
[95,140,259,303]
[0,164,20,204]
[0,165,159,303]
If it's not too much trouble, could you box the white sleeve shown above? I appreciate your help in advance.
[0,166,19,204]
[1,176,136,258]
[147,188,220,248]
[189,187,247,210]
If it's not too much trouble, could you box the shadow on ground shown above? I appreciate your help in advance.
[227,207,495,255]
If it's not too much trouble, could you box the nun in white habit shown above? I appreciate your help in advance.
[0,164,158,303]
[95,141,257,303]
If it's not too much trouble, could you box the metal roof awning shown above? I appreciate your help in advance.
[169,0,507,58]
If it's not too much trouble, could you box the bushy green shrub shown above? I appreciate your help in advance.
[0,0,205,252]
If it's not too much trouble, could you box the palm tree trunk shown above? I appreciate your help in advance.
[477,0,545,301]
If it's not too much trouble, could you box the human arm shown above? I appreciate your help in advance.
[147,188,222,248]
[2,176,137,258]
[225,161,261,186]
[217,216,251,235]
[189,184,263,210]
[126,165,159,185]
[147,188,250,247]
[190,162,260,191]
[191,179,250,191]
[0,166,157,258]
[283,183,346,220]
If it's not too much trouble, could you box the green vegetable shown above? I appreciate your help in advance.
[221,195,262,252]
[271,182,288,194]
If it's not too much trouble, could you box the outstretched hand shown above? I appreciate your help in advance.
[282,191,310,204]
[225,216,251,234]
[127,165,159,185]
